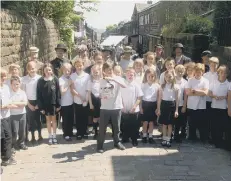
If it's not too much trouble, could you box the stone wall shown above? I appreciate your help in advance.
[1,9,59,70]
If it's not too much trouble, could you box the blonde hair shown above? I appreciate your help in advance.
[61,62,72,71]
[164,57,175,68]
[26,61,37,71]
[184,62,196,71]
[90,64,102,81]
[175,64,186,73]
[10,75,21,84]
[113,65,123,76]
[217,64,229,75]
[161,70,176,89]
[143,68,158,83]
[125,67,135,73]
[194,63,205,73]
[9,63,20,72]
[209,57,219,64]
[143,51,156,65]
[0,69,8,77]
[74,58,84,67]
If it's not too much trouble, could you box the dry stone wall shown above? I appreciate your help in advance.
[1,9,59,70]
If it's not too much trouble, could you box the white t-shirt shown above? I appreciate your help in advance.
[10,89,27,115]
[141,83,160,102]
[162,83,179,101]
[0,84,11,119]
[186,77,209,110]
[70,72,90,104]
[121,81,143,113]
[144,65,156,72]
[119,59,134,72]
[210,79,229,109]
[59,75,73,106]
[134,72,144,85]
[203,71,218,102]
[176,78,187,106]
[87,79,100,97]
[21,74,41,100]
[100,76,125,110]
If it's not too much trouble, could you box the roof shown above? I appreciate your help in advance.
[135,3,151,12]
[100,36,127,47]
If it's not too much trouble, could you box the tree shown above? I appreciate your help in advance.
[106,24,117,31]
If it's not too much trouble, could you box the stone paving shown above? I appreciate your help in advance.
[2,129,231,181]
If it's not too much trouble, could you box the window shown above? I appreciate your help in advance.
[147,14,150,24]
[139,16,144,25]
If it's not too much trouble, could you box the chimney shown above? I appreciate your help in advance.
[147,1,152,4]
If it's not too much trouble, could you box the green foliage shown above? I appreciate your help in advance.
[161,18,185,37]
[106,24,117,31]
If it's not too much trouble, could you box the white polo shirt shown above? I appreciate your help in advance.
[10,89,27,115]
[87,79,100,97]
[176,78,187,106]
[121,81,143,113]
[59,75,73,106]
[21,74,41,100]
[70,72,90,104]
[186,77,209,110]
[100,76,125,110]
[144,65,156,72]
[0,84,11,119]
[141,83,160,102]
[210,79,229,109]
[134,72,144,86]
[203,71,218,102]
[162,83,179,101]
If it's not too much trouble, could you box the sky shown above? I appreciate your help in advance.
[82,0,149,30]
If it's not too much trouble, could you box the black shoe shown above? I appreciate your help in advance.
[31,138,37,145]
[161,140,167,147]
[142,137,147,143]
[148,137,155,144]
[76,135,82,140]
[1,158,17,166]
[20,145,28,150]
[166,141,171,148]
[132,140,138,146]
[114,142,126,150]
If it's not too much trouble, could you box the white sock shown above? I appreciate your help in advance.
[143,133,147,137]
[166,137,170,142]
[149,133,153,138]
[53,134,56,138]
[49,134,52,139]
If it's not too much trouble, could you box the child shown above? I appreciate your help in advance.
[70,59,90,140]
[6,64,21,88]
[85,51,104,74]
[159,57,175,84]
[184,62,195,80]
[158,70,179,147]
[209,65,229,148]
[143,52,160,77]
[59,63,74,141]
[133,58,144,85]
[113,65,123,77]
[185,63,209,143]
[141,68,160,144]
[37,63,61,145]
[0,69,17,166]
[97,62,126,153]
[201,50,212,73]
[174,65,188,142]
[22,61,42,144]
[121,67,143,146]
[9,76,28,150]
[87,65,102,139]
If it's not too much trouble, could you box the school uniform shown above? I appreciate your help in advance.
[70,72,90,138]
[121,80,143,143]
[186,77,209,141]
[59,75,74,138]
[174,78,187,140]
[10,89,27,149]
[158,84,179,125]
[134,72,144,85]
[210,79,229,147]
[144,65,160,78]
[37,77,61,116]
[22,74,42,136]
[97,76,126,149]
[141,83,160,123]
[0,84,13,161]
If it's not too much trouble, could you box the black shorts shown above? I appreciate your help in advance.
[91,93,101,118]
[158,100,175,125]
[44,105,56,116]
[142,101,157,122]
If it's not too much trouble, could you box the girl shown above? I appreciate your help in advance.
[159,57,175,84]
[113,65,123,77]
[97,62,126,153]
[144,52,160,78]
[184,62,195,80]
[37,63,61,145]
[22,61,42,144]
[174,65,188,142]
[141,68,160,144]
[10,76,28,150]
[133,58,144,85]
[87,65,102,139]
[78,45,92,69]
[70,59,90,140]
[6,64,21,88]
[85,51,104,74]
[59,63,74,141]
[121,67,143,146]
[185,63,209,142]
[157,70,179,147]
[209,65,229,148]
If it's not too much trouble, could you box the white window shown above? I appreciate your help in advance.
[147,14,150,24]
[139,16,144,25]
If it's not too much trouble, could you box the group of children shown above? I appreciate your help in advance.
[1,49,231,162]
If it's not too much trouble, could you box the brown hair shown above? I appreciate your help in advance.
[42,63,54,77]
[102,62,113,72]
[143,51,156,65]
[217,64,229,75]
[164,57,175,68]
[143,68,158,83]
[194,63,205,73]
[26,61,37,71]
[10,75,21,84]
[73,58,84,67]
[93,51,103,60]
[90,64,102,81]
[0,69,8,77]
[161,70,176,89]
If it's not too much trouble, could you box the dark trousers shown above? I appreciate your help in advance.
[188,109,207,141]
[74,103,88,137]
[61,105,74,137]
[1,117,12,161]
[211,108,228,146]
[97,109,121,149]
[121,113,139,141]
[206,102,212,139]
[174,106,187,139]
[11,114,27,147]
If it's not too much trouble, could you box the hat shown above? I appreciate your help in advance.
[201,50,212,57]
[209,57,219,64]
[102,46,113,52]
[123,46,133,53]
[55,44,67,52]
[155,44,164,49]
[29,47,39,53]
[173,43,184,49]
